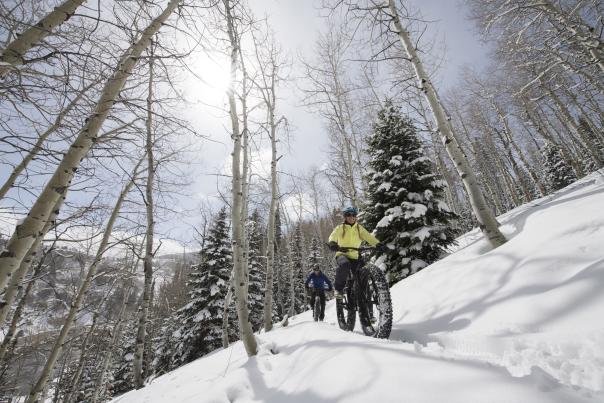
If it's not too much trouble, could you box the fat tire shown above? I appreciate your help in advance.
[313,296,321,321]
[360,264,392,339]
[336,295,356,331]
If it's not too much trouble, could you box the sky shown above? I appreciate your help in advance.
[0,0,492,254]
[160,0,492,251]
[112,169,604,402]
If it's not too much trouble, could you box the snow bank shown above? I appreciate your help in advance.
[112,170,604,403]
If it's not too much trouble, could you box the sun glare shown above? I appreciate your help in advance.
[193,54,232,105]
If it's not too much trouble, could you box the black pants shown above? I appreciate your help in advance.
[334,255,362,293]
[309,289,326,320]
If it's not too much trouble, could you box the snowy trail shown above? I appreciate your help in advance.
[113,316,598,403]
[113,171,604,403]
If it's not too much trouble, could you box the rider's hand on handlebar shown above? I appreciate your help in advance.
[328,241,339,251]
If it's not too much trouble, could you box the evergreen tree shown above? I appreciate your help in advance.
[307,237,322,270]
[290,224,306,314]
[247,210,266,331]
[541,141,577,191]
[272,206,286,319]
[362,100,457,285]
[171,207,231,368]
[152,316,177,376]
[112,320,137,396]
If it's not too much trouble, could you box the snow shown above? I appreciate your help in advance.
[402,201,427,218]
[376,181,392,192]
[112,170,604,403]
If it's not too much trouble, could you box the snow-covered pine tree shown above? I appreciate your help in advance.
[277,243,291,318]
[171,207,231,368]
[151,316,176,376]
[112,320,137,396]
[247,210,266,331]
[290,224,306,314]
[541,141,577,191]
[362,100,458,285]
[272,206,287,319]
[307,237,322,270]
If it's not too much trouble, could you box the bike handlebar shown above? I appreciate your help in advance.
[336,246,375,252]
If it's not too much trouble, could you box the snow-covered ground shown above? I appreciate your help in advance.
[113,170,604,403]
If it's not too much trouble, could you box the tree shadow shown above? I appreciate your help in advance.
[391,253,604,344]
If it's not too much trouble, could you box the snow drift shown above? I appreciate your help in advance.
[112,170,604,403]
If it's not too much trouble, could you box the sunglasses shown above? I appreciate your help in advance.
[344,213,357,217]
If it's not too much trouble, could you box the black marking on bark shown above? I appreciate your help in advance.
[55,186,67,195]
[0,251,15,258]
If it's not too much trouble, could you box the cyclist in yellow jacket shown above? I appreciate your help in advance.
[328,206,385,298]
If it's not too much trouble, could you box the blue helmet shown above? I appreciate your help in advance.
[342,206,358,216]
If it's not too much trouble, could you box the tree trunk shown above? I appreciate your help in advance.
[0,256,45,364]
[221,274,234,349]
[387,0,506,247]
[26,168,140,403]
[224,0,257,357]
[133,44,157,389]
[0,0,181,294]
[0,0,86,77]
[0,197,64,326]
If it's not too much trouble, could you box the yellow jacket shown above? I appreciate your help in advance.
[328,222,379,260]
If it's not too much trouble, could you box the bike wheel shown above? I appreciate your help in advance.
[336,290,356,331]
[359,265,392,339]
[313,297,321,321]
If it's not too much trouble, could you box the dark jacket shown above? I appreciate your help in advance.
[305,271,333,291]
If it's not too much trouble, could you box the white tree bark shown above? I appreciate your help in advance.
[0,252,46,364]
[0,0,181,300]
[25,167,140,403]
[387,0,507,247]
[263,129,279,332]
[0,0,86,77]
[224,0,257,357]
[133,44,157,389]
[0,197,64,325]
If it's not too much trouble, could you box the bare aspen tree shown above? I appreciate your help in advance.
[467,0,604,86]
[0,247,49,364]
[0,195,66,325]
[250,25,287,333]
[222,32,254,349]
[133,41,158,389]
[223,0,257,356]
[380,0,506,246]
[300,25,365,207]
[0,0,181,299]
[25,160,142,403]
[0,0,86,77]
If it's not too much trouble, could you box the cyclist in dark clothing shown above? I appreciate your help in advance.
[305,267,333,321]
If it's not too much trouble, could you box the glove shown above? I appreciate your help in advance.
[328,241,339,251]
[375,243,388,253]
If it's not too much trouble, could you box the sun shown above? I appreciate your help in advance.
[191,52,232,105]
